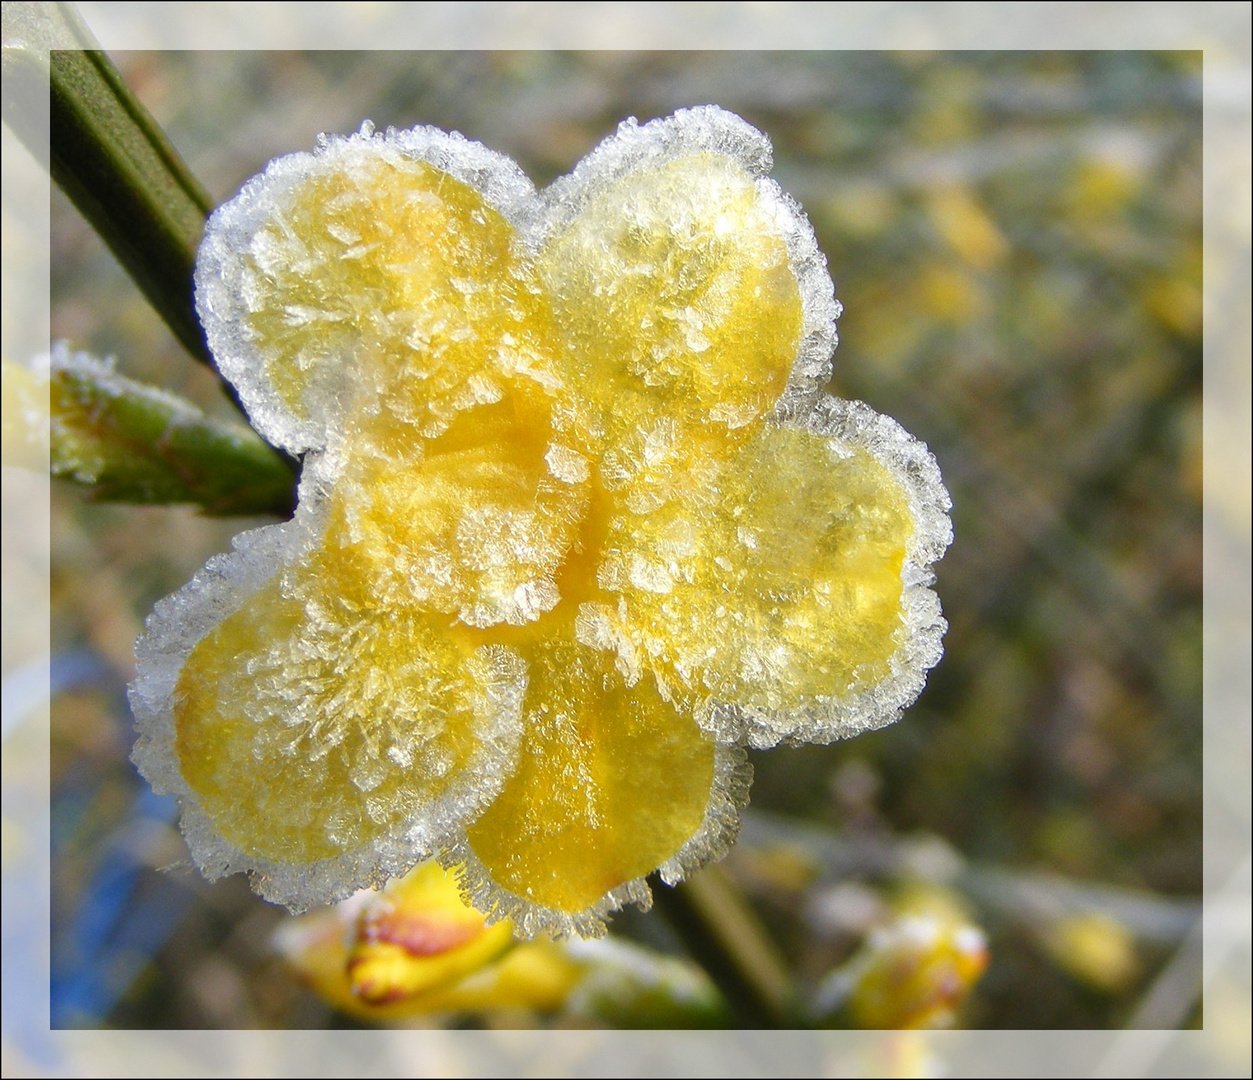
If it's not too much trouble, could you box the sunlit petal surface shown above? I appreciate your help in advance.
[462,622,717,932]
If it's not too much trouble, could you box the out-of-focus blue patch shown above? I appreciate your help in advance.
[13,648,196,1031]
[51,787,188,1027]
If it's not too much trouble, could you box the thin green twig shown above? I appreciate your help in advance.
[5,4,214,362]
[650,865,798,1028]
[47,348,297,516]
[46,43,214,364]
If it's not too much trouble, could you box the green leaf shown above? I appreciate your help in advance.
[48,347,296,516]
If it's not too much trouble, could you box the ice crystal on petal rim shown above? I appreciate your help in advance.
[129,107,952,936]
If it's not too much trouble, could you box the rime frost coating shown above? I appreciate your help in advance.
[130,107,952,933]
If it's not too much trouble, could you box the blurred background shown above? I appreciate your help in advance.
[16,43,1231,1048]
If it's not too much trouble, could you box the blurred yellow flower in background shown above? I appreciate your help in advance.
[276,861,724,1026]
[812,890,989,1029]
[1040,911,1139,993]
[274,862,580,1020]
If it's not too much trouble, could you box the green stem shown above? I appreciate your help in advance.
[4,3,214,364]
[649,865,797,1028]
[48,45,214,364]
[47,349,297,516]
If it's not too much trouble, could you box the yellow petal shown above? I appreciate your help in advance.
[327,386,591,628]
[200,132,588,628]
[461,619,726,930]
[205,137,534,450]
[426,938,582,1014]
[1041,911,1139,992]
[584,398,951,747]
[169,542,524,901]
[538,152,804,457]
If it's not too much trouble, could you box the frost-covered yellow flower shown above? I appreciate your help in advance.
[130,107,951,936]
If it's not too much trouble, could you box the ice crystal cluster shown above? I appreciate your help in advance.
[130,107,952,937]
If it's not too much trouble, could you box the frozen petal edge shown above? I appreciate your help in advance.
[195,122,539,458]
[700,396,953,750]
[442,742,751,938]
[537,104,838,420]
[128,460,528,912]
